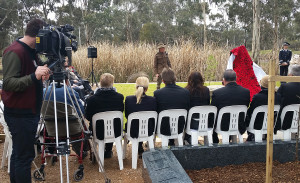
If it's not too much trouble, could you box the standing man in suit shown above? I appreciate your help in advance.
[154,68,190,145]
[85,73,124,158]
[245,75,281,141]
[154,43,172,89]
[211,69,250,143]
[279,42,292,77]
[275,65,300,133]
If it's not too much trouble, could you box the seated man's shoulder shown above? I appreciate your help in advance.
[116,92,124,99]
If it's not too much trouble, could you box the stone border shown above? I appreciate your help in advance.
[171,140,299,170]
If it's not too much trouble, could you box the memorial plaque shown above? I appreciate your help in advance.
[143,149,192,183]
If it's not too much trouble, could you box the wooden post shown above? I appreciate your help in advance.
[266,59,276,183]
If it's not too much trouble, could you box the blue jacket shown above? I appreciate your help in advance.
[44,85,84,117]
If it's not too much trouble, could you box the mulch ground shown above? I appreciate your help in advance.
[186,161,300,183]
[0,142,144,183]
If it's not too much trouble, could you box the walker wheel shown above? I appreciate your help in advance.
[74,169,84,182]
[33,168,45,181]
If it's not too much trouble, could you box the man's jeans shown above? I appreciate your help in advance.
[5,115,39,183]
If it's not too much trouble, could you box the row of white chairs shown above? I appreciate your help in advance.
[90,104,300,170]
[1,104,300,172]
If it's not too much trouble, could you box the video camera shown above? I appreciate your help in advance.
[36,24,78,69]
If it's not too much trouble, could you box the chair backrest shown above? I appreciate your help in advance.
[157,109,187,137]
[248,105,280,132]
[186,106,217,134]
[92,111,124,141]
[127,111,158,140]
[280,104,300,131]
[215,105,248,133]
[42,101,82,137]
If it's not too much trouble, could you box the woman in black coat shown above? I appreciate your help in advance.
[125,77,157,154]
[185,71,211,129]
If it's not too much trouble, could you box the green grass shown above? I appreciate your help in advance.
[114,82,223,99]
[114,81,282,100]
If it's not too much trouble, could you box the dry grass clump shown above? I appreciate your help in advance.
[72,41,255,83]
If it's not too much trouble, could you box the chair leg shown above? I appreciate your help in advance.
[1,138,8,169]
[115,138,124,170]
[222,134,229,144]
[178,134,184,146]
[131,140,139,169]
[238,134,244,143]
[148,136,155,150]
[254,130,263,143]
[8,139,12,173]
[98,141,105,172]
[283,130,292,141]
[161,137,168,148]
[123,136,127,160]
[207,130,213,146]
[191,131,198,146]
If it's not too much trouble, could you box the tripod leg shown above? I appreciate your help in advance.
[63,80,70,183]
[92,72,98,87]
[52,82,64,183]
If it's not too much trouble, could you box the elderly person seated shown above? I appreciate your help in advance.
[275,65,300,133]
[44,80,84,117]
[85,73,124,158]
[125,77,156,156]
[44,80,86,157]
[245,75,281,141]
[211,69,250,143]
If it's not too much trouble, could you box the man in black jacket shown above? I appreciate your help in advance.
[275,65,300,133]
[211,69,250,143]
[245,75,281,141]
[85,73,124,158]
[154,68,190,145]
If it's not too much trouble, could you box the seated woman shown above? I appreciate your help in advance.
[125,77,156,155]
[185,72,211,143]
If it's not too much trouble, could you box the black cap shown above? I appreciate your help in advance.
[283,42,290,46]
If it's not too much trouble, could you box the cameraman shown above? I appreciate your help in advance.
[2,18,50,183]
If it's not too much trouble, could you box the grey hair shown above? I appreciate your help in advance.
[289,65,300,76]
[223,69,237,82]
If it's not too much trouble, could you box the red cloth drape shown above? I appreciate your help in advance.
[230,45,261,101]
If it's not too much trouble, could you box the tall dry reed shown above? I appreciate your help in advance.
[72,41,267,83]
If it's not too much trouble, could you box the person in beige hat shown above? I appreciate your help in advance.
[245,75,281,141]
[154,43,172,89]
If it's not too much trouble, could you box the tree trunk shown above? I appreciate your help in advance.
[252,0,260,64]
[201,0,207,49]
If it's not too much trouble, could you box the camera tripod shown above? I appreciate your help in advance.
[87,58,98,87]
[34,68,110,183]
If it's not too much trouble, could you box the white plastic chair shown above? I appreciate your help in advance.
[279,104,300,141]
[215,105,248,144]
[0,117,12,174]
[247,105,280,142]
[92,111,124,171]
[0,102,12,173]
[123,111,157,169]
[186,106,217,146]
[157,109,187,148]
